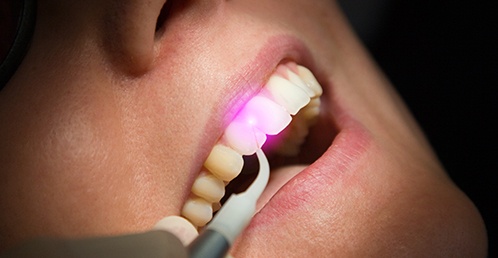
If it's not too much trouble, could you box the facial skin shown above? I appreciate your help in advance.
[0,0,487,256]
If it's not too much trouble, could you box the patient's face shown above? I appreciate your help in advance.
[0,0,486,256]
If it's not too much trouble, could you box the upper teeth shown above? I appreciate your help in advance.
[181,63,323,228]
[263,76,310,115]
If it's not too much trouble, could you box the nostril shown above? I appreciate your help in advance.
[155,0,174,33]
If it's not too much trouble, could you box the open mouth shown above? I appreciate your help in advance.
[179,61,335,229]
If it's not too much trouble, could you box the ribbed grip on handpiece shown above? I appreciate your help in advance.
[188,229,229,258]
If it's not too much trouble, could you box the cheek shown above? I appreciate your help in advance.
[0,92,175,243]
[45,107,118,173]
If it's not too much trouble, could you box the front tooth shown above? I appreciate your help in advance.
[181,197,213,227]
[191,171,225,203]
[271,68,323,156]
[235,95,292,135]
[264,75,310,115]
[296,65,323,97]
[286,69,317,98]
[203,144,244,181]
[223,121,267,155]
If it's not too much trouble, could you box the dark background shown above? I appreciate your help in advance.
[339,0,497,256]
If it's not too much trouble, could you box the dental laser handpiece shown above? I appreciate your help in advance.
[187,149,270,258]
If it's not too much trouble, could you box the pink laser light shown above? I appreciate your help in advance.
[224,95,291,155]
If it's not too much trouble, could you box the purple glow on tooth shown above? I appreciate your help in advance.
[235,96,291,135]
[224,121,267,155]
[224,94,292,155]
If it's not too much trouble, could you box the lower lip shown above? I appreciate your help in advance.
[249,116,372,227]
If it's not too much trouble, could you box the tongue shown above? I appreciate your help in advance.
[256,165,307,212]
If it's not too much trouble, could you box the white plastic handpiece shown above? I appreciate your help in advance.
[205,149,270,244]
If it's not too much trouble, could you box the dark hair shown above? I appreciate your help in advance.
[0,0,36,89]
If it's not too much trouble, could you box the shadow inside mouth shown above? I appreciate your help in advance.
[220,154,259,205]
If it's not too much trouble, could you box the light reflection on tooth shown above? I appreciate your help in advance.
[297,65,323,97]
[235,95,292,135]
[264,75,310,115]
[223,121,267,156]
[181,197,213,227]
[191,172,225,203]
[204,144,244,181]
